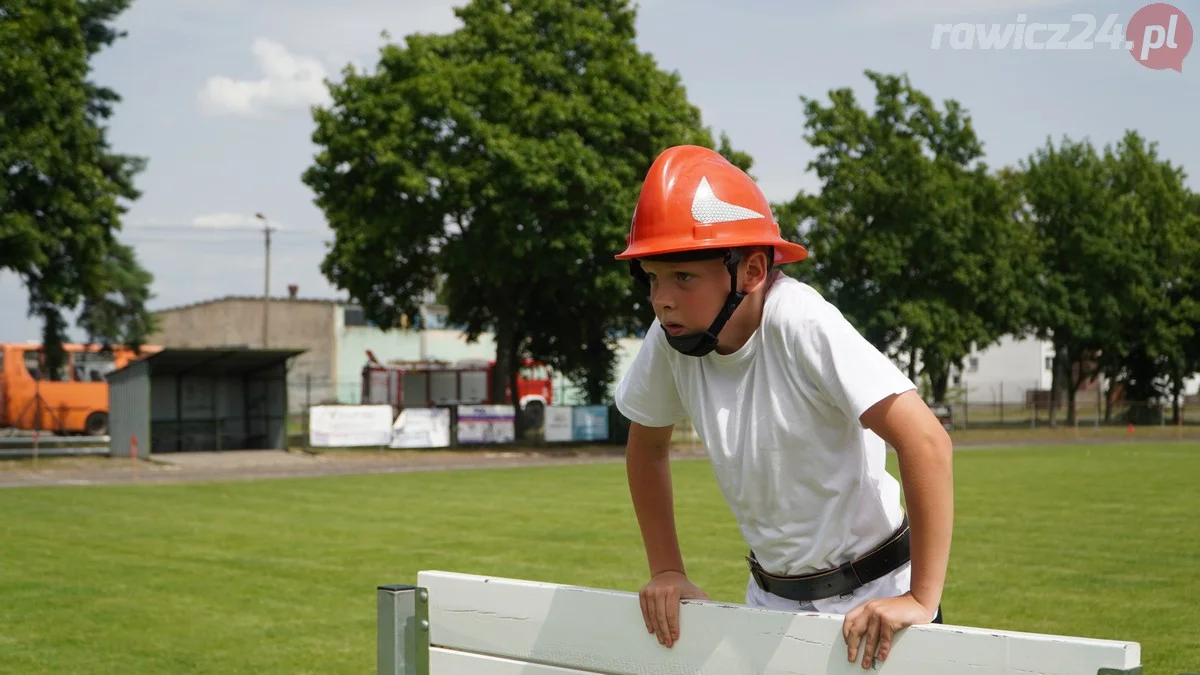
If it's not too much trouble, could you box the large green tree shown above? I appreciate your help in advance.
[0,0,156,376]
[1017,135,1137,426]
[1173,190,1200,423]
[303,0,740,419]
[782,71,1036,403]
[1096,131,1200,424]
[1018,132,1200,426]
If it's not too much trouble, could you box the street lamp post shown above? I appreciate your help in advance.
[255,212,271,348]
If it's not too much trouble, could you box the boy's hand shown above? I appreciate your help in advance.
[638,570,710,648]
[842,593,936,669]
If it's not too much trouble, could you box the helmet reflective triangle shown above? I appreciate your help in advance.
[691,177,766,223]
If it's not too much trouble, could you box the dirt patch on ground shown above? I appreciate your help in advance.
[0,444,705,488]
[2,431,1197,489]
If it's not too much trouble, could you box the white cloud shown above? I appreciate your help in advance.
[200,38,332,117]
[191,212,283,229]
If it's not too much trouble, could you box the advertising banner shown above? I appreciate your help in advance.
[457,404,516,444]
[571,405,610,442]
[543,406,573,442]
[389,408,452,449]
[309,404,393,447]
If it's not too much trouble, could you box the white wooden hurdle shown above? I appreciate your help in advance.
[378,571,1148,675]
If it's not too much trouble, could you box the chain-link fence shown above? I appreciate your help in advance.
[943,398,1199,429]
[282,374,1200,449]
[932,381,1199,430]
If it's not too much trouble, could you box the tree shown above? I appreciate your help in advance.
[76,242,159,351]
[1017,131,1200,427]
[1098,131,1200,424]
[1017,135,1137,426]
[1172,191,1200,424]
[303,0,738,421]
[784,71,1036,403]
[0,0,155,375]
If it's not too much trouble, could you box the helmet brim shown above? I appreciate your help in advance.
[616,239,808,264]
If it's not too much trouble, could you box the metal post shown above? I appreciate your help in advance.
[418,306,427,361]
[256,212,272,348]
[378,585,430,675]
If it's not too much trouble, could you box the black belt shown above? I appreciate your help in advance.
[747,515,910,603]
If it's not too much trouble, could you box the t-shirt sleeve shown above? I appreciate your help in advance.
[614,321,688,428]
[792,297,918,425]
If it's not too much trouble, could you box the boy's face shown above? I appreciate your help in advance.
[639,257,738,337]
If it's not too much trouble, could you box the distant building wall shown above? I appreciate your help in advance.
[147,297,338,410]
[955,335,1054,404]
[949,336,1200,404]
[333,327,499,403]
[332,327,648,407]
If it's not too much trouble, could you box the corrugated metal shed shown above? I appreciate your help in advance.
[107,348,306,457]
[108,358,151,458]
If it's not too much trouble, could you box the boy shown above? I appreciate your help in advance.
[613,145,954,670]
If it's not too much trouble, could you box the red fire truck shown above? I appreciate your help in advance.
[360,351,554,428]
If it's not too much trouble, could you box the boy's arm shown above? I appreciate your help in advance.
[626,421,710,648]
[843,389,955,668]
[863,389,954,612]
[626,421,685,576]
[613,324,699,647]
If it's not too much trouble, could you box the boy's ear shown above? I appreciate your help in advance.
[741,249,771,292]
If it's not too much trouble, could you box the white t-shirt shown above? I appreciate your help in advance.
[615,273,918,613]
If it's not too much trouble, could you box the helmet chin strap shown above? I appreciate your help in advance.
[650,249,746,358]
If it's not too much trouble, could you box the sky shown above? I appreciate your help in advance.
[2,0,1197,343]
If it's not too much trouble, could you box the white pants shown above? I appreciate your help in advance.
[743,561,913,615]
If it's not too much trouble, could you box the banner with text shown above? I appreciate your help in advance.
[543,406,573,442]
[457,404,516,444]
[389,407,452,449]
[309,404,393,447]
[572,405,610,442]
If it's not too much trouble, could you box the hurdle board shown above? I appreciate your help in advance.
[378,571,1144,675]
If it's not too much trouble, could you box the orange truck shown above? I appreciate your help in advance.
[0,342,160,436]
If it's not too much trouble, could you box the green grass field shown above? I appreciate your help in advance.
[2,442,1198,674]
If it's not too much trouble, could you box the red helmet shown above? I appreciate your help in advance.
[615,145,808,264]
